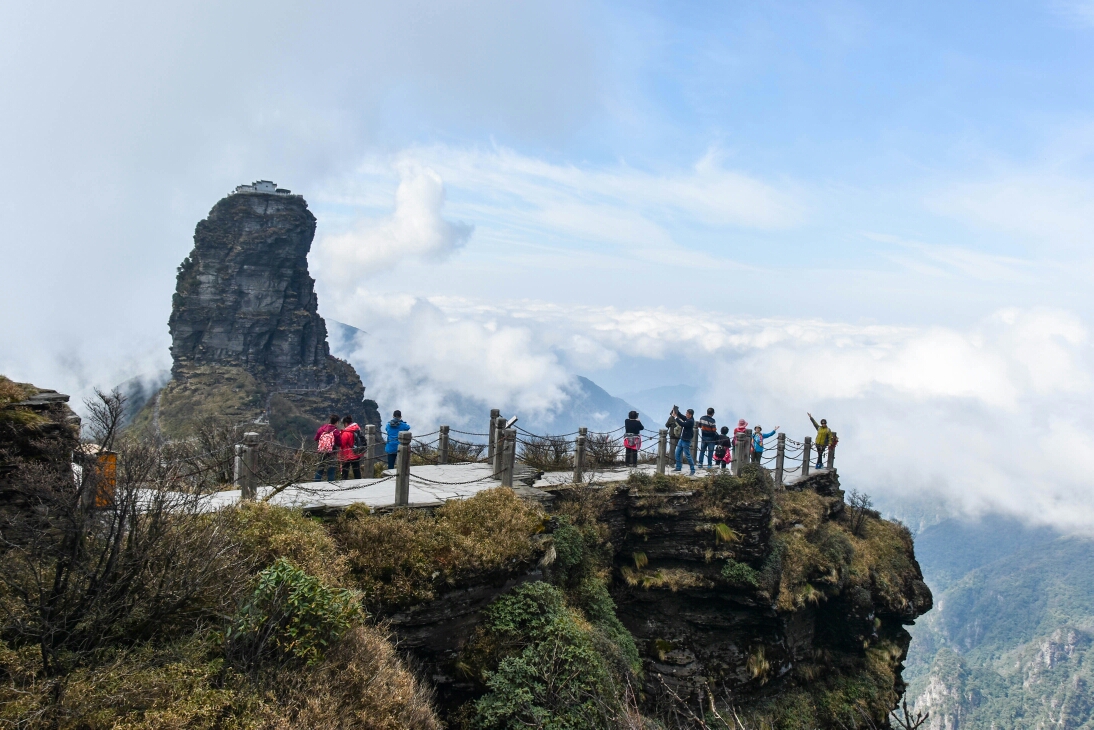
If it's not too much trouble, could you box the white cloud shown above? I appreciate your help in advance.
[927,173,1094,249]
[313,144,804,267]
[312,165,473,280]
[323,294,1094,532]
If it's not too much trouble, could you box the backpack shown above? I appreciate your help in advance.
[318,430,336,453]
[353,428,367,455]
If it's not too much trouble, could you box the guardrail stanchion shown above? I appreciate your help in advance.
[438,425,450,465]
[488,409,501,462]
[493,416,507,476]
[396,431,412,506]
[732,432,748,476]
[775,432,786,487]
[802,436,812,478]
[827,431,836,469]
[501,427,516,488]
[656,428,668,475]
[238,432,259,500]
[365,424,378,476]
[573,427,587,484]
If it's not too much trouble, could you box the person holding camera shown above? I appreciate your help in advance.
[670,406,696,476]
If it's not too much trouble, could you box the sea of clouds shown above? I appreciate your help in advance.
[316,285,1094,533]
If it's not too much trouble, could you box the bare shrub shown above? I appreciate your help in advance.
[447,438,487,464]
[848,489,874,537]
[83,387,126,451]
[586,432,623,466]
[520,435,572,471]
[0,438,249,674]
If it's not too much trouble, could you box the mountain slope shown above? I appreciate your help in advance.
[906,518,1094,729]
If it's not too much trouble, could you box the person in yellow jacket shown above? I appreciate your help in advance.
[808,413,832,468]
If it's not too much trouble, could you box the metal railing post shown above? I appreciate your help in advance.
[732,432,749,476]
[573,428,587,484]
[395,431,412,506]
[234,444,243,487]
[774,432,786,487]
[802,436,812,477]
[438,425,450,465]
[827,431,836,469]
[656,428,668,475]
[365,424,378,477]
[690,432,699,468]
[488,408,501,462]
[501,428,516,488]
[239,432,259,500]
[493,416,507,476]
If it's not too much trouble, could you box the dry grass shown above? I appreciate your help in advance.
[0,376,47,429]
[272,625,441,730]
[771,490,917,613]
[223,501,349,586]
[332,487,546,609]
[846,517,916,612]
[620,567,712,592]
[0,626,441,730]
[0,376,29,404]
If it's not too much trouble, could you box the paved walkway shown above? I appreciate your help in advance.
[201,462,770,512]
[203,463,693,512]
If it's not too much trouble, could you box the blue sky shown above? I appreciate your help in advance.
[3,0,1094,527]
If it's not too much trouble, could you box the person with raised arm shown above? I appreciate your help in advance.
[808,413,831,468]
[751,424,779,465]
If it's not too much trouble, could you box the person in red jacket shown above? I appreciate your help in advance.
[314,414,340,482]
[337,415,363,480]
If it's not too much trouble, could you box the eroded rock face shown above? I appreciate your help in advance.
[170,193,329,387]
[606,471,933,724]
[153,190,378,439]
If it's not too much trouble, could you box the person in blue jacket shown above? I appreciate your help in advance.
[385,410,411,469]
[751,424,778,465]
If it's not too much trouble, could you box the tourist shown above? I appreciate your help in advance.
[313,414,340,482]
[698,407,718,468]
[808,413,832,468]
[713,426,732,469]
[671,406,696,476]
[623,411,644,468]
[338,415,362,480]
[751,424,778,465]
[385,410,411,470]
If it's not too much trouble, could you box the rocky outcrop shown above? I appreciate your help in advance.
[383,470,933,726]
[145,187,378,440]
[602,470,932,724]
[0,378,80,504]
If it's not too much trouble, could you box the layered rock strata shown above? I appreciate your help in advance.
[147,188,378,440]
[380,469,933,726]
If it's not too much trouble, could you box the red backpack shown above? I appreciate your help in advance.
[318,429,336,453]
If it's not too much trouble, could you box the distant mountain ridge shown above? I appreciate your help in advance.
[906,516,1094,728]
[326,320,637,436]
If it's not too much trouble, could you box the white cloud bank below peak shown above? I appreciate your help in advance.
[318,292,1094,533]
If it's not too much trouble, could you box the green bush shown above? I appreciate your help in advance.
[468,582,624,729]
[550,518,640,672]
[721,559,761,588]
[226,558,362,667]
